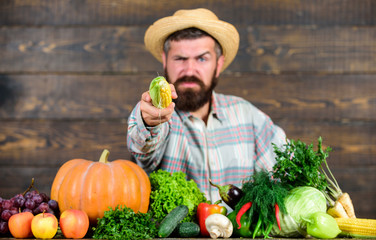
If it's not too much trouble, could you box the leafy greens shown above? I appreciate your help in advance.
[272,137,343,208]
[149,169,207,223]
[92,205,158,240]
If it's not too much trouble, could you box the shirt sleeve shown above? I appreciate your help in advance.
[252,107,287,172]
[126,102,170,173]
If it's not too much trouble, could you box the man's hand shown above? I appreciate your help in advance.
[140,84,177,127]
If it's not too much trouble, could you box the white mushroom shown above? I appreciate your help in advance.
[205,213,233,239]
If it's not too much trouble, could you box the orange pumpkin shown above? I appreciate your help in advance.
[50,149,151,225]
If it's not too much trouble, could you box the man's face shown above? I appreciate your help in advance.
[162,36,224,111]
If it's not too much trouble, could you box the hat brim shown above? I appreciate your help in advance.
[144,13,239,72]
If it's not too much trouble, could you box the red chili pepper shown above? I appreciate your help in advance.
[197,200,227,237]
[275,203,281,230]
[236,202,252,229]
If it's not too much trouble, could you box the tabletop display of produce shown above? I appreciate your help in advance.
[1,136,375,239]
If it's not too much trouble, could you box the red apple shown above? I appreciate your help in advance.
[31,212,58,239]
[8,212,34,238]
[59,209,89,239]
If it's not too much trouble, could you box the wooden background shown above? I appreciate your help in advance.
[0,0,375,218]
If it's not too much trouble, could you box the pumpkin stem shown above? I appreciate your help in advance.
[99,149,110,163]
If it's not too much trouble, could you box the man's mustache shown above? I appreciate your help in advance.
[174,76,204,86]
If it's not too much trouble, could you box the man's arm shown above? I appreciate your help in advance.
[126,102,170,173]
[126,85,177,173]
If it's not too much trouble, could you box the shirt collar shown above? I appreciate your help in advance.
[210,91,226,122]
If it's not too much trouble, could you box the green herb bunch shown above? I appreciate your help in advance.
[149,169,207,223]
[92,205,158,240]
[272,137,330,191]
[272,137,343,208]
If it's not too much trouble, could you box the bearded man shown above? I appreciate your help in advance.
[127,8,286,207]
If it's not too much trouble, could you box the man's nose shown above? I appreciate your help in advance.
[184,60,196,76]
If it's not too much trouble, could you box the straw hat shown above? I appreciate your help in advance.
[144,8,239,72]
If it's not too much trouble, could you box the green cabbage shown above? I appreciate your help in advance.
[271,186,327,237]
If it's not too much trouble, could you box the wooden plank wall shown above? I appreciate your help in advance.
[1,0,375,218]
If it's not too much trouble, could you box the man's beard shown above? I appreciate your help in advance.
[165,70,219,112]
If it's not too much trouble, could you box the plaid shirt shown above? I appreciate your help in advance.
[127,92,286,205]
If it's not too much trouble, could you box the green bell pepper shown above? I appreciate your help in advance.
[227,210,252,238]
[306,212,341,239]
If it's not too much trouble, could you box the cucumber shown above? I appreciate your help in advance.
[158,205,189,238]
[177,222,201,238]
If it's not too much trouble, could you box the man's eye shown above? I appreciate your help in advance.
[198,57,206,62]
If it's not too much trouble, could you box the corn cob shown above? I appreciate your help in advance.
[335,217,376,238]
[149,76,172,109]
[159,84,172,109]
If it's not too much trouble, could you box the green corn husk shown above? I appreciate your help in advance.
[149,76,172,109]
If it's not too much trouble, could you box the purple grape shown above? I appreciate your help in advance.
[48,199,59,211]
[10,210,18,217]
[38,202,49,213]
[22,208,33,213]
[11,193,22,200]
[10,207,18,216]
[1,210,12,221]
[32,194,43,205]
[1,200,12,210]
[24,192,33,199]
[0,221,9,234]
[25,190,38,200]
[30,190,38,195]
[24,199,36,210]
[39,193,50,202]
[13,196,26,208]
[33,206,41,215]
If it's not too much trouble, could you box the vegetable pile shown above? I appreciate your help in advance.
[25,133,371,239]
[210,136,373,239]
[230,170,289,238]
[272,137,356,219]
